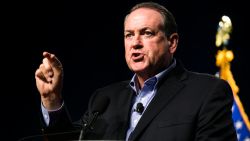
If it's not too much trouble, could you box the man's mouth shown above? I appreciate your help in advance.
[132,53,144,62]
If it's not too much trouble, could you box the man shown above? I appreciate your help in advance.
[35,2,237,141]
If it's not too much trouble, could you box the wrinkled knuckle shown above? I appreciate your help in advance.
[50,54,55,58]
[39,64,44,69]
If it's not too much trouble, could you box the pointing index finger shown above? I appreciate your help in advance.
[42,51,63,70]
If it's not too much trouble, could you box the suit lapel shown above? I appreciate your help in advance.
[116,84,135,138]
[122,85,135,123]
[129,64,187,141]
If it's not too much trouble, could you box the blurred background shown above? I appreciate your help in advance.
[12,0,250,140]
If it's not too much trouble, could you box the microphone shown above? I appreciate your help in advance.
[135,102,144,114]
[78,95,110,141]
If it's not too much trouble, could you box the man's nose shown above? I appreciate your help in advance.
[132,36,143,49]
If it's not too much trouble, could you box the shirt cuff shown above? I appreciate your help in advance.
[41,101,64,126]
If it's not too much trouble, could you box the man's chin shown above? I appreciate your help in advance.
[130,67,147,74]
[128,62,148,71]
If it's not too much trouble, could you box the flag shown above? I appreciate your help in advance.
[214,15,250,141]
[232,95,250,141]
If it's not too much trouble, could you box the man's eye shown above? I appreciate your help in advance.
[144,31,154,37]
[125,33,133,38]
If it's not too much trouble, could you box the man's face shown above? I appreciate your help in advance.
[124,8,174,77]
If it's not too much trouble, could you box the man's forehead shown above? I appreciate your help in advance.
[124,8,164,31]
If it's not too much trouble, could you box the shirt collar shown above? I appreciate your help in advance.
[129,58,176,94]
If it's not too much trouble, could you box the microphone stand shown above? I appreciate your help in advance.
[78,95,110,141]
[78,112,99,141]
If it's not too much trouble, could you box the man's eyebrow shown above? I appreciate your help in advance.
[124,29,133,33]
[124,27,151,32]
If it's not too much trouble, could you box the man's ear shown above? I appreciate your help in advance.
[168,33,179,54]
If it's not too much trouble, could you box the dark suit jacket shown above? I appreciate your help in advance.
[43,62,237,141]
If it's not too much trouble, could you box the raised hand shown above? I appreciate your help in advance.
[35,52,63,110]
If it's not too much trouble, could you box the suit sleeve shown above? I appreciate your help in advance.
[195,79,237,141]
[40,104,75,134]
[39,90,99,140]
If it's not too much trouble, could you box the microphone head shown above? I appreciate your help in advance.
[136,102,144,114]
[92,95,110,114]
